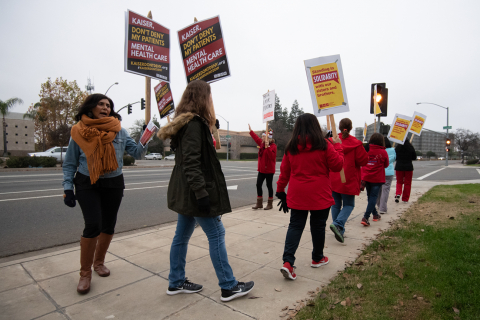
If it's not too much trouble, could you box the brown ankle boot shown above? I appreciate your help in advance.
[94,233,113,277]
[264,198,273,210]
[77,236,97,294]
[252,197,263,209]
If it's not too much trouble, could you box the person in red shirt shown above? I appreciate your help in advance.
[276,114,344,280]
[249,124,277,210]
[361,133,389,226]
[329,118,368,243]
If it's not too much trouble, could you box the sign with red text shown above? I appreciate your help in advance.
[409,111,427,136]
[154,81,175,119]
[263,90,275,123]
[140,121,159,147]
[178,16,230,83]
[124,10,170,81]
[387,113,413,145]
[304,54,349,116]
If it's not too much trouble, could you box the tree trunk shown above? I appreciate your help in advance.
[2,116,7,157]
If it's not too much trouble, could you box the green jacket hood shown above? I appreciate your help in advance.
[157,112,195,140]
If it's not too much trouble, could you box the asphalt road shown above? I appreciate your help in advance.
[0,159,477,257]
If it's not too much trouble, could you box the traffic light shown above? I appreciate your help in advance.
[370,83,388,117]
[128,104,132,115]
[446,138,451,152]
[141,98,145,110]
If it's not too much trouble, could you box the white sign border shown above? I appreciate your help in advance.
[387,113,413,145]
[409,111,427,136]
[262,90,275,123]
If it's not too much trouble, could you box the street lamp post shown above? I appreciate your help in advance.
[217,114,230,161]
[417,102,450,166]
[105,82,119,95]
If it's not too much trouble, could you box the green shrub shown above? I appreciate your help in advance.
[165,151,173,156]
[466,159,479,165]
[216,153,232,160]
[0,158,3,165]
[240,153,258,160]
[6,156,57,168]
[123,155,135,166]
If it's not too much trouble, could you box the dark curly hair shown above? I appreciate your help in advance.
[75,94,122,122]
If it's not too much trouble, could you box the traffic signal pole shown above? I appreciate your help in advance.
[446,106,449,166]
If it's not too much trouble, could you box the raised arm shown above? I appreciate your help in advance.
[125,128,148,160]
[249,128,263,147]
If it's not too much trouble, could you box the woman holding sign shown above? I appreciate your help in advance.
[158,80,254,302]
[329,118,368,243]
[62,94,148,294]
[276,114,344,280]
[249,125,277,210]
[394,139,416,203]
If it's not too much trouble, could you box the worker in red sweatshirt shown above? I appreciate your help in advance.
[361,133,389,226]
[249,124,277,210]
[329,118,368,243]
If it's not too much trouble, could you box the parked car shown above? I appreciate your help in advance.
[164,154,175,161]
[145,153,162,160]
[438,157,445,160]
[28,146,68,162]
[417,156,423,160]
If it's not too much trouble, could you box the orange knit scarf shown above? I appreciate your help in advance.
[71,115,122,185]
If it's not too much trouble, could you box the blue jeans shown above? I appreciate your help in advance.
[168,214,237,290]
[331,192,355,235]
[365,182,382,219]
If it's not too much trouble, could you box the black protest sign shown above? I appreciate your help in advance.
[154,81,175,119]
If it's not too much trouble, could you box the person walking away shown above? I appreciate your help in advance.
[329,118,368,243]
[276,114,344,280]
[158,80,254,302]
[249,125,277,210]
[360,133,389,226]
[62,94,148,294]
[376,137,396,213]
[394,138,416,203]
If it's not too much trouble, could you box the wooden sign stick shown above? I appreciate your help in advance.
[167,116,171,123]
[145,11,153,125]
[329,114,346,183]
[410,134,414,143]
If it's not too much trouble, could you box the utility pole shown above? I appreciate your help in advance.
[145,11,152,125]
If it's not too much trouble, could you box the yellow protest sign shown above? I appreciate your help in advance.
[363,122,368,142]
[305,54,349,116]
[387,113,412,145]
[409,111,427,136]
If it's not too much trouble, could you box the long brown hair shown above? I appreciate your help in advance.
[285,113,327,155]
[369,133,385,147]
[175,80,215,126]
[339,118,352,139]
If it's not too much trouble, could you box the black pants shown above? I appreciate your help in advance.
[256,172,274,197]
[283,208,330,265]
[74,173,124,238]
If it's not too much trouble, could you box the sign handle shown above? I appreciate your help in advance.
[392,142,396,148]
[326,114,331,131]
[144,11,153,125]
[410,134,414,143]
[329,114,346,183]
[167,116,171,123]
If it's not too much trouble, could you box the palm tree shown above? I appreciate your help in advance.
[1,98,23,156]
[23,102,48,151]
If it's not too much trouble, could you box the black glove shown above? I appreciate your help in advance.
[64,190,76,208]
[276,192,289,214]
[143,124,147,131]
[325,130,333,138]
[197,196,211,214]
[215,119,220,129]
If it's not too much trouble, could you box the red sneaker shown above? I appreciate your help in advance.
[311,257,329,268]
[372,214,381,221]
[280,262,297,280]
[361,217,370,226]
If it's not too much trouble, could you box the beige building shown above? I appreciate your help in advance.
[0,112,35,156]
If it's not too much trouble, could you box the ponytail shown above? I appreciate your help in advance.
[339,118,353,139]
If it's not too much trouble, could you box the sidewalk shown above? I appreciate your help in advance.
[1,179,479,320]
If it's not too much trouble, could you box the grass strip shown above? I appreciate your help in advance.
[294,184,480,320]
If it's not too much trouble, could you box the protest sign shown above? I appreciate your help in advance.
[304,54,349,117]
[263,90,275,123]
[154,81,175,119]
[140,120,159,147]
[363,122,368,142]
[178,16,230,83]
[409,111,427,136]
[387,113,412,145]
[124,10,170,81]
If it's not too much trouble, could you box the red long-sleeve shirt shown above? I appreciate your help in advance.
[249,130,277,174]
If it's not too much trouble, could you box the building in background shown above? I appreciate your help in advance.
[0,112,35,156]
[217,129,260,160]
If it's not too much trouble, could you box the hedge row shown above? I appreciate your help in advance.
[240,153,258,160]
[123,156,135,166]
[466,159,479,165]
[6,156,57,168]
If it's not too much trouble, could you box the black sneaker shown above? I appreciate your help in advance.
[166,278,203,295]
[395,195,400,203]
[220,281,254,302]
[329,223,344,243]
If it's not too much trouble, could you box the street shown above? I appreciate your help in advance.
[0,159,476,257]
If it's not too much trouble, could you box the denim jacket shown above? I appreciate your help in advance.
[62,128,147,190]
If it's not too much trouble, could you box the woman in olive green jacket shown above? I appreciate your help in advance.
[158,80,254,302]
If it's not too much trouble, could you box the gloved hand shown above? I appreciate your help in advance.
[197,196,211,214]
[275,192,289,214]
[64,190,76,208]
[215,119,220,129]
[143,124,147,131]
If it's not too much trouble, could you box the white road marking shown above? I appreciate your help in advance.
[477,169,480,176]
[416,167,446,180]
[227,185,238,190]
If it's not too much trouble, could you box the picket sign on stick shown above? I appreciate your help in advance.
[326,114,331,131]
[329,114,346,183]
[167,116,171,123]
[410,134,414,143]
[144,11,153,125]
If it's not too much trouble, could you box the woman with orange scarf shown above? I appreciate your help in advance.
[62,94,148,294]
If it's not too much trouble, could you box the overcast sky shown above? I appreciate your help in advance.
[1,0,479,135]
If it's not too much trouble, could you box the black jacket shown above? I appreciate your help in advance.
[158,112,231,217]
[394,141,416,171]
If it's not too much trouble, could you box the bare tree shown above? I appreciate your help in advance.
[454,128,479,163]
